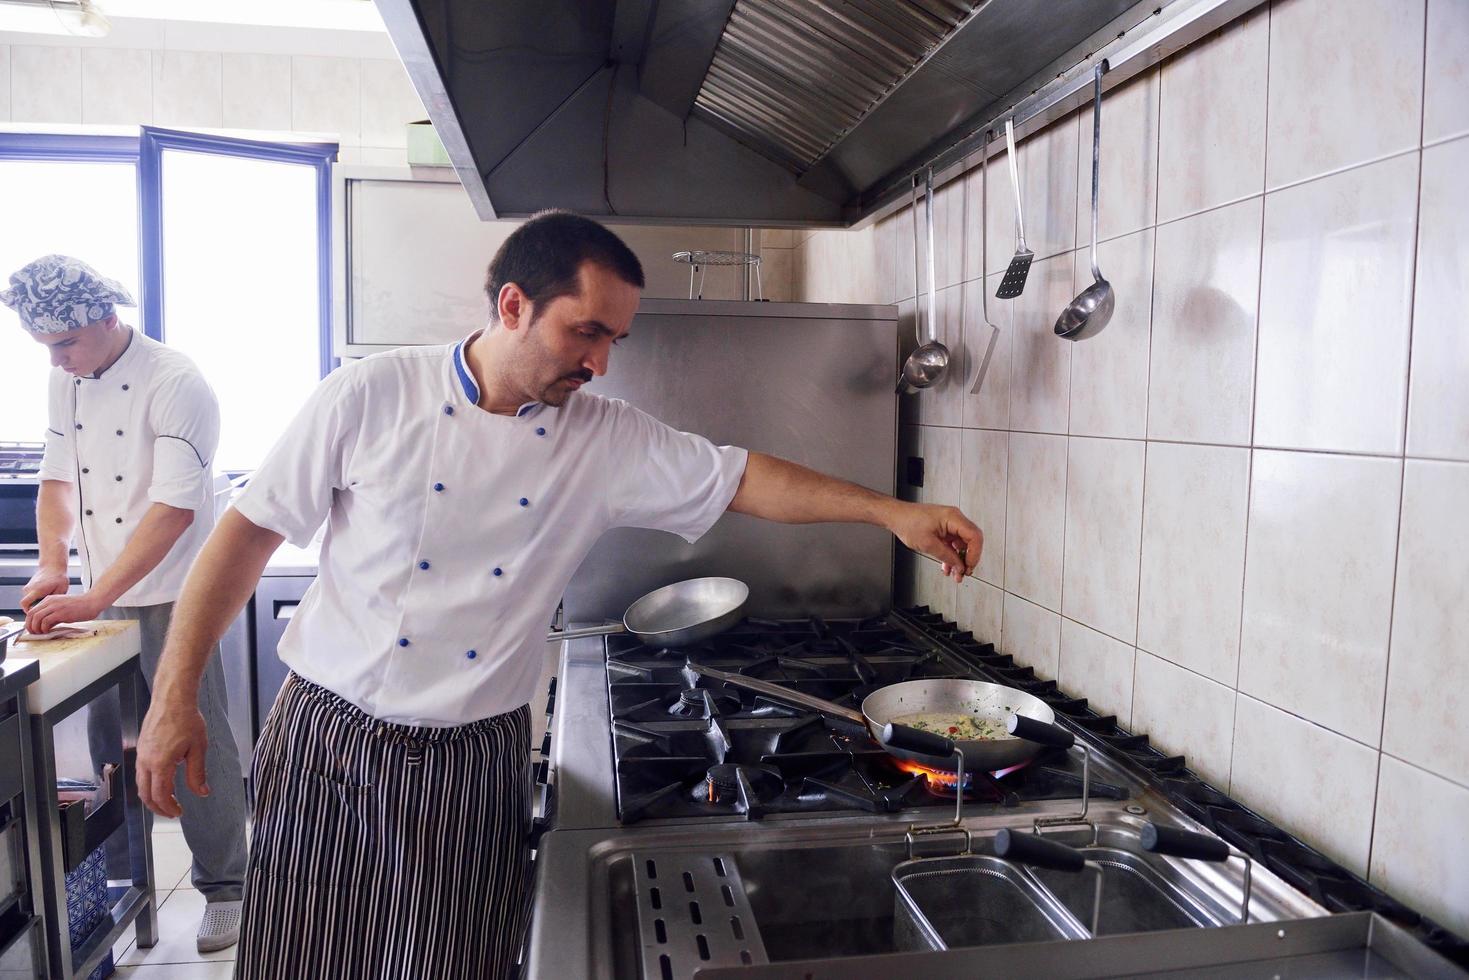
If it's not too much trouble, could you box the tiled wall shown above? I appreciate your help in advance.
[0,32,427,165]
[794,0,1469,937]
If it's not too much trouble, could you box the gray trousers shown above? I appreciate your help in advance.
[87,601,249,902]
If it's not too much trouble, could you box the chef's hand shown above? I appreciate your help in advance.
[19,568,70,613]
[137,699,210,818]
[24,590,106,635]
[890,502,982,582]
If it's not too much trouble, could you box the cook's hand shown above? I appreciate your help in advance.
[24,590,106,635]
[890,503,982,582]
[137,699,210,818]
[20,569,70,613]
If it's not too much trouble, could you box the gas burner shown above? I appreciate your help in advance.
[701,763,784,806]
[669,688,741,719]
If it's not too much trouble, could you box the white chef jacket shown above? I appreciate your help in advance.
[38,329,220,606]
[233,334,749,726]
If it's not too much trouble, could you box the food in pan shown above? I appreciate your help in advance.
[891,710,1013,741]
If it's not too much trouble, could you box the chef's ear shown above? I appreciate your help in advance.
[497,282,530,331]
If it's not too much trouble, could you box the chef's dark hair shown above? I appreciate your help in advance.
[484,210,644,323]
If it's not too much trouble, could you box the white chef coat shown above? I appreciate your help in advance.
[38,329,220,606]
[233,334,748,726]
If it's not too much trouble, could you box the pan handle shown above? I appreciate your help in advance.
[688,664,868,725]
[545,623,628,642]
[1007,713,1075,749]
[880,722,955,760]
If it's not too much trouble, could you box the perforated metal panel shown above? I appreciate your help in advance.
[631,851,769,977]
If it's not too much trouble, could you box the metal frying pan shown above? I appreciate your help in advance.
[691,666,1057,773]
[545,577,749,648]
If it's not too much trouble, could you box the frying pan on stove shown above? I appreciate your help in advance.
[690,665,1057,773]
[545,577,749,648]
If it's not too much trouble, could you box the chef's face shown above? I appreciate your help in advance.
[504,261,640,407]
[30,315,123,377]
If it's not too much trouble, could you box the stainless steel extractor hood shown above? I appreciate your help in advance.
[374,0,1214,226]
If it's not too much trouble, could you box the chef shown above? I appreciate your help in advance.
[2,255,250,953]
[135,212,983,979]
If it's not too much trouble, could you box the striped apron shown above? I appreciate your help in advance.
[235,673,533,979]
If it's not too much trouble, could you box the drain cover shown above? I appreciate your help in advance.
[631,850,770,978]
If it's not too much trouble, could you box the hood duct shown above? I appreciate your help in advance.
[377,0,1250,226]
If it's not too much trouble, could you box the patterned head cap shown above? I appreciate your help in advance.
[0,254,136,334]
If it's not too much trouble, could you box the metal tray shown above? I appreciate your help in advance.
[1029,846,1223,935]
[892,854,1088,952]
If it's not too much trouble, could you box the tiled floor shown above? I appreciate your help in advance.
[109,816,235,979]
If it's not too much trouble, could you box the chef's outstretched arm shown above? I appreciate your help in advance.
[729,451,981,582]
[137,508,283,817]
[24,501,195,634]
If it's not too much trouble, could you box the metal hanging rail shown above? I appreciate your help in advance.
[852,0,1269,228]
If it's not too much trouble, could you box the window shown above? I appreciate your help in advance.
[0,136,139,445]
[0,129,334,471]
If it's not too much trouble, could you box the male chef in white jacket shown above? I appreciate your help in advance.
[135,212,983,979]
[2,255,250,953]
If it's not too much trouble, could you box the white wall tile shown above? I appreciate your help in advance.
[0,46,10,120]
[875,214,901,306]
[1068,229,1152,439]
[361,58,424,149]
[1137,442,1250,684]
[1003,432,1068,611]
[1018,111,1080,264]
[1255,154,1419,454]
[1370,757,1469,936]
[760,229,796,249]
[81,47,150,125]
[1063,436,1145,643]
[1382,460,1469,787]
[912,424,960,512]
[1229,695,1379,877]
[1157,7,1268,221]
[1239,451,1401,744]
[757,245,793,303]
[965,140,1015,280]
[1266,0,1425,188]
[1148,198,1262,444]
[1007,252,1073,434]
[1131,651,1237,787]
[931,172,963,290]
[1076,67,1159,245]
[11,44,81,123]
[960,273,1010,430]
[152,50,222,128]
[356,146,408,167]
[1059,618,1136,724]
[1002,592,1061,680]
[1407,137,1469,461]
[956,576,1003,644]
[892,204,918,303]
[914,553,957,620]
[1424,0,1469,143]
[960,428,1007,587]
[292,54,360,142]
[222,53,291,131]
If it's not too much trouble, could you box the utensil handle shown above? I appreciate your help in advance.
[1007,713,1075,748]
[995,828,1086,872]
[880,722,955,759]
[688,664,867,724]
[924,166,937,345]
[1005,118,1026,248]
[1089,61,1106,282]
[911,173,925,347]
[1139,823,1230,862]
[545,623,627,642]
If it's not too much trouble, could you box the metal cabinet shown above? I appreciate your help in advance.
[251,576,313,733]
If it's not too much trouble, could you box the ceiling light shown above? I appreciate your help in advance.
[0,0,111,37]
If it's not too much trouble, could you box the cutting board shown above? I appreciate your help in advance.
[14,620,142,714]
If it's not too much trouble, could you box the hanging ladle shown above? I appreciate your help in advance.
[898,167,951,393]
[1055,61,1114,341]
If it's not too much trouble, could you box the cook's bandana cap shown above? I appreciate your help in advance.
[0,254,136,334]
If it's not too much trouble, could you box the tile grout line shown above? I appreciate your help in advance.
[1365,0,1431,881]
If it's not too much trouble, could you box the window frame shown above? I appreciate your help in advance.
[0,128,338,380]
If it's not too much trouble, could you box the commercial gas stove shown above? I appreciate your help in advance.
[524,607,1469,979]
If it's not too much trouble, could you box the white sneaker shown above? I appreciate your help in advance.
[197,899,243,953]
